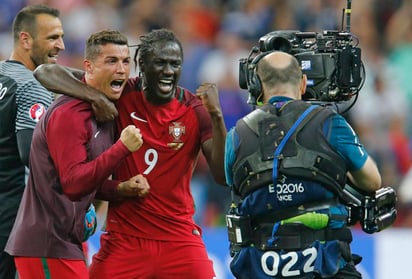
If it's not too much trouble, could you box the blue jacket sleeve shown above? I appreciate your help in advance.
[324,114,369,171]
[225,127,239,186]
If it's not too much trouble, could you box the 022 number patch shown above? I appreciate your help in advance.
[261,247,317,277]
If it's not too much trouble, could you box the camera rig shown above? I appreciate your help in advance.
[225,185,397,255]
[227,2,396,253]
[238,0,365,111]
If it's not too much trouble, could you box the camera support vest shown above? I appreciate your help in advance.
[232,100,347,198]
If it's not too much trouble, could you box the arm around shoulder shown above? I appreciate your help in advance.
[34,64,118,122]
[34,64,83,93]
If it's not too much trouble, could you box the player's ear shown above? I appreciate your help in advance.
[20,31,32,50]
[84,59,92,74]
[300,74,307,96]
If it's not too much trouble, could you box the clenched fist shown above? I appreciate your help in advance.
[117,174,150,198]
[120,125,143,152]
[195,82,223,116]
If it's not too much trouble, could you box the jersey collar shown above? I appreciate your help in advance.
[268,96,293,105]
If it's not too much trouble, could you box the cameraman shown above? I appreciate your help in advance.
[224,51,381,278]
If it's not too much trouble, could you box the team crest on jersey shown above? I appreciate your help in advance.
[29,103,45,122]
[168,122,185,150]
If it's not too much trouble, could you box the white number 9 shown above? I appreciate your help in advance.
[143,148,158,175]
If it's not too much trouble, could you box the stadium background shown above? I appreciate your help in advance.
[2,1,412,278]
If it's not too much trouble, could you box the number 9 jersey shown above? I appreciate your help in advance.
[108,77,213,241]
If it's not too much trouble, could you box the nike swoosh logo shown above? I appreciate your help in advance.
[94,131,101,138]
[130,112,148,123]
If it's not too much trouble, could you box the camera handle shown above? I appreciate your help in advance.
[341,184,398,233]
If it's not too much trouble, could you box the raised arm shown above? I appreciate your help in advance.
[196,83,227,185]
[34,64,118,122]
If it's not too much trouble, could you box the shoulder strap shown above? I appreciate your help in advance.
[272,105,318,183]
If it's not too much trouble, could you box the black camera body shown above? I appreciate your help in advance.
[239,29,365,104]
[341,185,397,234]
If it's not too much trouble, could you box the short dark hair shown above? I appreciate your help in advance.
[257,53,302,88]
[134,28,183,66]
[12,4,60,42]
[85,30,129,60]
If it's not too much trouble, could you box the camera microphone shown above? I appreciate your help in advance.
[345,0,352,33]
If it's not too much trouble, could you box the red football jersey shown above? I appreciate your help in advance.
[107,78,213,240]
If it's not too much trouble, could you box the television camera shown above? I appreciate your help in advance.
[239,0,365,111]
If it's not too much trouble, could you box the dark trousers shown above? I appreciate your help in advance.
[314,262,362,279]
[0,236,16,279]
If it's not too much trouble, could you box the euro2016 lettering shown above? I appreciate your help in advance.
[268,183,304,201]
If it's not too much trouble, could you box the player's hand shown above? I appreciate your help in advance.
[119,125,143,152]
[195,82,223,117]
[91,93,118,122]
[117,174,150,198]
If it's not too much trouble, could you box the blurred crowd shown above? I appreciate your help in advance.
[2,0,412,227]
